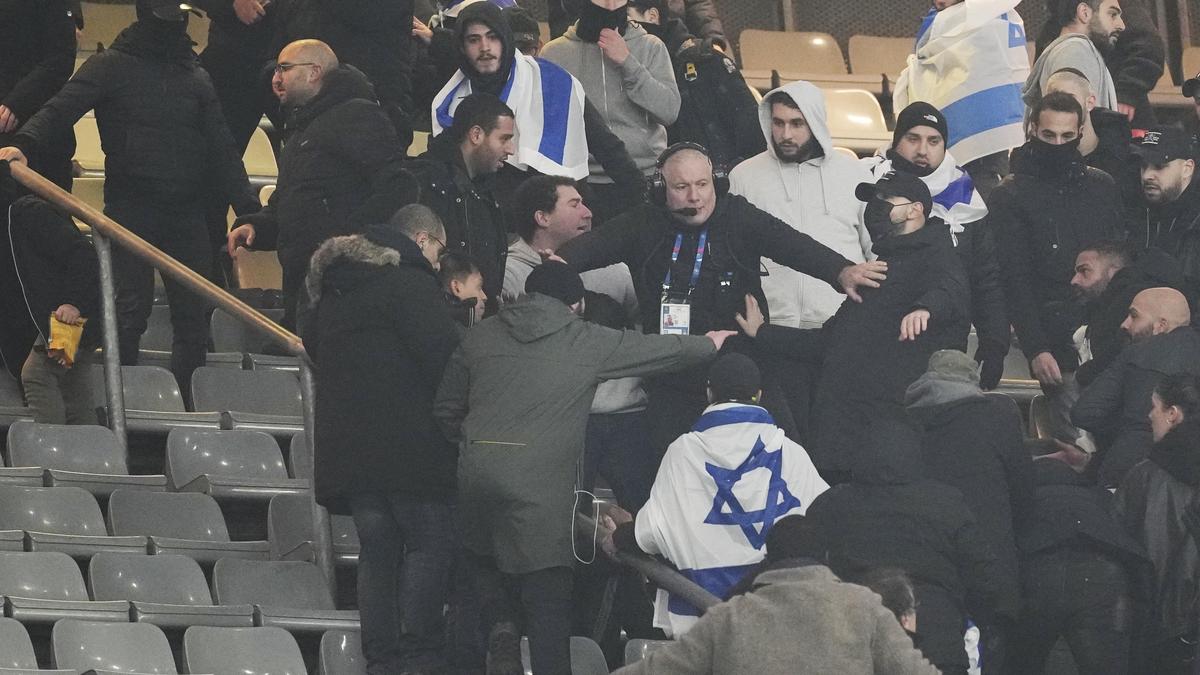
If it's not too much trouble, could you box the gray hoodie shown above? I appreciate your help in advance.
[541,22,680,182]
[1023,33,1119,118]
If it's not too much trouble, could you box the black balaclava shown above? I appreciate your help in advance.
[1024,136,1084,177]
[454,2,516,96]
[577,2,627,42]
[113,0,193,62]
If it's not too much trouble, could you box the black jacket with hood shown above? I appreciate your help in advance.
[548,0,726,48]
[301,229,461,514]
[1087,107,1140,207]
[1115,420,1200,644]
[991,141,1124,369]
[1128,175,1200,293]
[237,65,418,275]
[1073,327,1200,488]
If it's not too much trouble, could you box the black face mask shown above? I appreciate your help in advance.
[864,199,904,241]
[577,3,627,42]
[1024,136,1082,176]
[886,149,936,178]
[635,19,666,42]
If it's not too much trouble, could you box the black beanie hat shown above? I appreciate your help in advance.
[707,353,761,402]
[525,261,585,306]
[892,102,949,149]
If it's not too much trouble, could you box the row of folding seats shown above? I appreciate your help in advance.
[72,116,275,178]
[1,616,363,674]
[737,30,910,93]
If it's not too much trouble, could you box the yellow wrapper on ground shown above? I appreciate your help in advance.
[48,316,87,366]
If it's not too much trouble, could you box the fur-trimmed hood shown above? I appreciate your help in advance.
[305,233,431,306]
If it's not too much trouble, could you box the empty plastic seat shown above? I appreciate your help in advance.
[72,115,104,171]
[0,551,129,624]
[140,305,175,353]
[88,552,253,628]
[740,30,847,75]
[0,422,46,487]
[231,249,285,291]
[183,626,307,675]
[848,35,912,78]
[520,636,609,675]
[209,308,286,354]
[625,638,671,664]
[71,175,105,212]
[822,88,891,154]
[78,1,136,50]
[0,618,40,670]
[7,422,166,496]
[244,352,301,373]
[52,619,177,674]
[165,429,308,501]
[88,364,221,432]
[269,493,359,566]
[319,630,366,675]
[244,127,278,177]
[1029,394,1052,440]
[0,485,146,558]
[212,558,359,633]
[190,366,303,434]
[0,373,33,436]
[107,490,269,564]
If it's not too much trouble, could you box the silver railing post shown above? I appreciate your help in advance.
[92,230,127,454]
[298,358,335,599]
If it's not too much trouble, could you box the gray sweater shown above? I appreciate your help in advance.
[614,564,939,675]
[1023,33,1119,119]
[541,22,680,182]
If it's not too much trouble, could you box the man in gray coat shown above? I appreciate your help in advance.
[434,261,730,675]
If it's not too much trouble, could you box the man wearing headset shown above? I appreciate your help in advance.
[557,141,887,451]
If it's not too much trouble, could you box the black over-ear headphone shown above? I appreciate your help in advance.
[647,141,730,206]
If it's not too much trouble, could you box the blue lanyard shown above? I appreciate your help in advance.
[663,229,708,296]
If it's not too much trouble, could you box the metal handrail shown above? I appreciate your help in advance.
[8,161,334,595]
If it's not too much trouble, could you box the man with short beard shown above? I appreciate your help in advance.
[1127,126,1200,288]
[1024,0,1124,120]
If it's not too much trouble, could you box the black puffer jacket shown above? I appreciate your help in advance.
[301,232,461,514]
[192,0,275,60]
[1073,327,1200,488]
[991,142,1124,369]
[1128,176,1200,293]
[239,66,418,273]
[14,19,257,215]
[1115,420,1200,644]
[407,132,507,305]
[1105,0,1165,127]
[1087,107,1140,206]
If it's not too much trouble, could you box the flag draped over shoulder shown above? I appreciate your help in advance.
[432,53,590,180]
[895,0,1030,165]
[864,150,987,234]
[633,403,829,637]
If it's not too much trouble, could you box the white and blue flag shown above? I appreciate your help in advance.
[864,148,988,235]
[633,402,829,636]
[432,53,590,180]
[894,0,1030,165]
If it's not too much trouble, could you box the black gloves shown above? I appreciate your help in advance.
[974,338,1009,391]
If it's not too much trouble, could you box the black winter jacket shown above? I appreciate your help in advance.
[407,132,507,304]
[1115,420,1200,643]
[558,193,853,335]
[14,20,257,215]
[301,233,461,514]
[1106,0,1165,127]
[239,66,418,272]
[192,0,274,60]
[1073,327,1200,487]
[0,195,100,376]
[756,221,971,472]
[1087,107,1140,207]
[953,216,1010,357]
[1128,176,1200,293]
[548,0,726,48]
[991,142,1124,369]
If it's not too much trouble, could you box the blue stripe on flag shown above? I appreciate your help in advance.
[669,563,758,617]
[915,7,937,50]
[1004,13,1026,48]
[691,406,775,433]
[933,173,977,210]
[941,83,1024,147]
[533,58,573,164]
[435,78,469,130]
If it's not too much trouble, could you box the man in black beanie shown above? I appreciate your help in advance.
[435,259,732,674]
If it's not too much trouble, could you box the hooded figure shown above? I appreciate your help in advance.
[729,81,874,329]
[805,415,1010,675]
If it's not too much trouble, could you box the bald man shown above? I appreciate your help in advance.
[1044,67,1139,204]
[1074,286,1200,486]
[227,39,418,329]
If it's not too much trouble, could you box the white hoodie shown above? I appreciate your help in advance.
[728,81,873,329]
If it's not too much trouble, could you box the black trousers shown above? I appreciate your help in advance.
[107,201,211,395]
[1005,546,1134,675]
[466,555,575,675]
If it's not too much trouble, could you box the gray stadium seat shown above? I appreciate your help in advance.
[319,630,366,675]
[165,429,308,501]
[0,485,146,559]
[88,552,253,628]
[210,308,285,354]
[268,493,359,566]
[625,638,671,665]
[0,372,34,436]
[189,367,303,434]
[88,364,221,432]
[212,558,359,634]
[139,305,174,352]
[0,618,40,670]
[51,619,178,674]
[244,352,301,374]
[106,490,269,564]
[520,636,609,675]
[7,421,166,496]
[182,625,307,675]
[0,551,129,624]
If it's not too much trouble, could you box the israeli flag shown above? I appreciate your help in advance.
[432,53,590,180]
[895,0,1030,165]
[633,403,829,636]
[865,149,988,235]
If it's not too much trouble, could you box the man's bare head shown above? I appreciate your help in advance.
[660,149,717,227]
[1045,68,1097,116]
[273,40,338,107]
[1121,287,1191,342]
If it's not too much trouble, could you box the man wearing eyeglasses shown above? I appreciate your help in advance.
[227,39,418,330]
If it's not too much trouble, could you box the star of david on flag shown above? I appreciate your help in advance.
[703,436,802,549]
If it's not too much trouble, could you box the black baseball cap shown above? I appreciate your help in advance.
[855,170,933,217]
[503,6,540,48]
[1130,126,1198,165]
[1184,73,1200,99]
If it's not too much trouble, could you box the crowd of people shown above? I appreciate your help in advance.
[3,0,1200,673]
